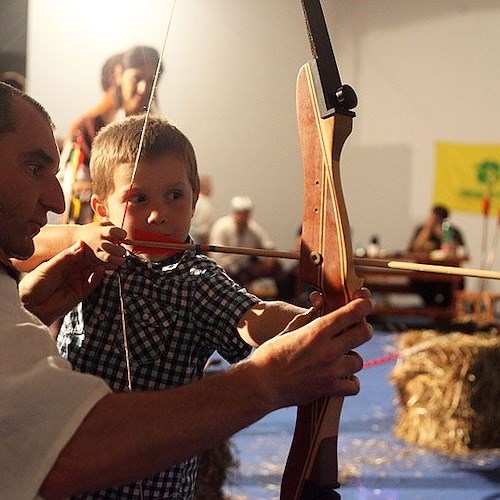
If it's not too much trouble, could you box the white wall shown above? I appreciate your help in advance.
[331,0,500,292]
[27,0,499,292]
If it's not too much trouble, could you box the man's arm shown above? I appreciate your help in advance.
[12,223,126,272]
[18,241,105,326]
[40,292,374,499]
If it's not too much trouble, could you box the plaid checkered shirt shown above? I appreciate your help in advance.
[57,249,260,499]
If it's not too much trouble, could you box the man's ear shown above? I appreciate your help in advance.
[91,194,109,219]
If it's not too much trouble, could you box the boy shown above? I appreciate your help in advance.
[54,115,313,499]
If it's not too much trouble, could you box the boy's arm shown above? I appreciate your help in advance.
[12,223,126,272]
[238,300,314,347]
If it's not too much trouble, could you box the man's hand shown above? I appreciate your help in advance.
[19,241,105,326]
[247,288,375,409]
[77,221,127,269]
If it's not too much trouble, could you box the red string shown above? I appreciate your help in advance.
[363,351,400,368]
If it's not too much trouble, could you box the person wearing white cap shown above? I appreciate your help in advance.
[209,196,282,292]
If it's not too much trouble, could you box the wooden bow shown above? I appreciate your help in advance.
[280,2,362,498]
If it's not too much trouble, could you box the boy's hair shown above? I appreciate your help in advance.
[0,82,53,134]
[90,114,199,200]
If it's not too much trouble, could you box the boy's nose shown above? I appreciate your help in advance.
[147,210,165,224]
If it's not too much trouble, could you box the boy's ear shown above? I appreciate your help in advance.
[91,194,109,219]
[191,192,199,216]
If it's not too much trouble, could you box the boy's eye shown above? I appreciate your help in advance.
[167,190,182,201]
[129,193,147,203]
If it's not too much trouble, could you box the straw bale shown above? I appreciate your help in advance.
[194,439,238,499]
[390,329,500,455]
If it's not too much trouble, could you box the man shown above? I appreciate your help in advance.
[0,82,374,499]
[408,204,466,254]
[408,204,467,306]
[210,195,283,293]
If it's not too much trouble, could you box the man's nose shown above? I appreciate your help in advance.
[43,176,65,215]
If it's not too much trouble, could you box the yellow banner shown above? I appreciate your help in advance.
[434,142,500,215]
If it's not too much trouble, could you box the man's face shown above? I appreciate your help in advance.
[233,210,250,231]
[119,64,156,116]
[0,97,64,259]
[93,153,197,262]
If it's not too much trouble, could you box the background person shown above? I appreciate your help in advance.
[408,204,467,307]
[57,46,161,225]
[210,195,283,295]
[408,204,466,255]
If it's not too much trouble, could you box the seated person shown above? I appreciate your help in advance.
[209,196,283,296]
[408,204,466,307]
[409,204,465,254]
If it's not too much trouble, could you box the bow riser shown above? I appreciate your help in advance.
[297,63,361,310]
[280,61,362,500]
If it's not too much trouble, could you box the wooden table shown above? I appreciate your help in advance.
[357,253,466,320]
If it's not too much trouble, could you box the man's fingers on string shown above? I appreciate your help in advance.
[108,226,127,242]
[101,241,126,257]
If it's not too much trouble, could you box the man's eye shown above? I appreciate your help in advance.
[26,163,43,176]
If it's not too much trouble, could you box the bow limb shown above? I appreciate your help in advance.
[281,4,363,498]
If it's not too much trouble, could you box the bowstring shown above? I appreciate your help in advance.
[120,0,178,230]
[118,0,177,384]
[115,4,177,497]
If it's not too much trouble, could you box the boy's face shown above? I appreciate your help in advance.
[93,153,197,262]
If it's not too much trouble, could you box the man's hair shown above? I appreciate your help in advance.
[0,82,53,134]
[90,114,199,200]
[0,71,26,91]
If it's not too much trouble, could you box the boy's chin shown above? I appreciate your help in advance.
[137,251,172,262]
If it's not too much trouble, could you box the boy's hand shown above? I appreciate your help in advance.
[280,291,323,334]
[19,242,105,326]
[78,222,127,269]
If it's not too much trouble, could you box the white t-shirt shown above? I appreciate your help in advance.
[0,269,110,499]
[209,215,275,274]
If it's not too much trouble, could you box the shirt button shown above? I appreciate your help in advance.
[142,313,150,322]
[98,313,106,321]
